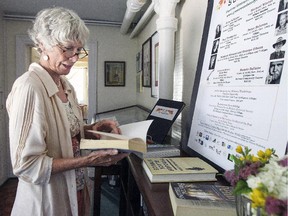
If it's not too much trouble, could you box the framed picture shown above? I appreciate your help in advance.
[136,71,143,93]
[136,51,142,72]
[104,61,125,86]
[151,31,159,98]
[142,38,151,87]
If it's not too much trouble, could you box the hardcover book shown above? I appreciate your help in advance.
[80,120,153,153]
[169,182,236,216]
[134,144,181,159]
[142,157,218,183]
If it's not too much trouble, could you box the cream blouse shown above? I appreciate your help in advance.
[6,63,84,216]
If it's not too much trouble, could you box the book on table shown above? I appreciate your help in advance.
[80,120,153,153]
[169,182,236,216]
[134,144,181,159]
[142,157,218,183]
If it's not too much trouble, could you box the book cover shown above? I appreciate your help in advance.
[142,157,218,183]
[169,182,236,216]
[80,120,153,153]
[146,99,185,144]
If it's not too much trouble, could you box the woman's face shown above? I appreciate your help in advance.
[279,13,287,27]
[44,41,83,75]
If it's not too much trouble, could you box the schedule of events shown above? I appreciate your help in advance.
[187,0,287,170]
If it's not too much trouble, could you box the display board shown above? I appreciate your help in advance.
[183,0,287,171]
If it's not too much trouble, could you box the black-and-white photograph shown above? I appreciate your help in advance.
[265,60,284,84]
[270,37,286,59]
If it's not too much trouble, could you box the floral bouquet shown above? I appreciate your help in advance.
[224,145,288,216]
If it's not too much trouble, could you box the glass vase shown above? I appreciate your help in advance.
[235,195,253,216]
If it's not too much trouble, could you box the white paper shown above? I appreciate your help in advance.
[119,120,153,141]
[187,0,287,170]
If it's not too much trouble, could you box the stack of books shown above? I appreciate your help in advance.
[141,157,237,215]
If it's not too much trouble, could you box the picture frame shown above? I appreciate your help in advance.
[136,71,143,93]
[151,31,159,98]
[136,51,142,73]
[142,38,151,87]
[104,61,125,86]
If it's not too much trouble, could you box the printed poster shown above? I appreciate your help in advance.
[187,0,287,170]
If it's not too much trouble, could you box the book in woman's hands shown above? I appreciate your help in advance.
[169,182,236,216]
[80,120,153,153]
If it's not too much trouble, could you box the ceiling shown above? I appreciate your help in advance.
[1,0,152,31]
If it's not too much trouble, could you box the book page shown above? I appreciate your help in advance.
[119,120,153,141]
[87,119,153,142]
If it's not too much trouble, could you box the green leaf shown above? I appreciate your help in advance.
[233,180,252,195]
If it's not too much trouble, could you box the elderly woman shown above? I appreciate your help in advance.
[6,7,128,216]
[275,12,287,36]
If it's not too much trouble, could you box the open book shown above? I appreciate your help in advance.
[80,120,153,153]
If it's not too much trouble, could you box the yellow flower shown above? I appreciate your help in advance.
[236,145,243,154]
[250,189,266,208]
[265,149,272,157]
[251,156,259,162]
[257,150,265,158]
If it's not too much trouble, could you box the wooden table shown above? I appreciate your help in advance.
[119,154,174,216]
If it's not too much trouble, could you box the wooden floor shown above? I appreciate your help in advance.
[0,178,18,216]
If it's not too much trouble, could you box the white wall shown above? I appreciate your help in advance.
[177,0,208,130]
[87,26,138,112]
[136,0,208,128]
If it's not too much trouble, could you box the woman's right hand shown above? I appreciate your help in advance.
[86,149,129,167]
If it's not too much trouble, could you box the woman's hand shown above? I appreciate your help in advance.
[92,119,121,134]
[86,149,129,167]
[52,149,129,174]
[84,119,121,139]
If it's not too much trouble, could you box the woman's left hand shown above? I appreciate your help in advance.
[84,119,121,139]
[92,119,121,134]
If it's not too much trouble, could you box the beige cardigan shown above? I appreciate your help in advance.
[6,63,84,216]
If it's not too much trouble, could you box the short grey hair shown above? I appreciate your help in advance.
[28,7,89,51]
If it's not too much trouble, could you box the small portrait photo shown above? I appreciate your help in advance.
[211,39,220,54]
[215,24,222,39]
[208,54,217,70]
[270,37,286,60]
[265,60,284,84]
[275,11,287,36]
[278,0,288,12]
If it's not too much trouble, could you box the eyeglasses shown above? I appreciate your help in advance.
[57,45,88,59]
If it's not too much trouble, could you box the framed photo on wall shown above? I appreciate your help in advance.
[142,38,151,87]
[136,51,142,72]
[136,71,143,93]
[104,61,125,86]
[151,31,159,98]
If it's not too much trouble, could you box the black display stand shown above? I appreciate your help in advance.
[146,98,185,144]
